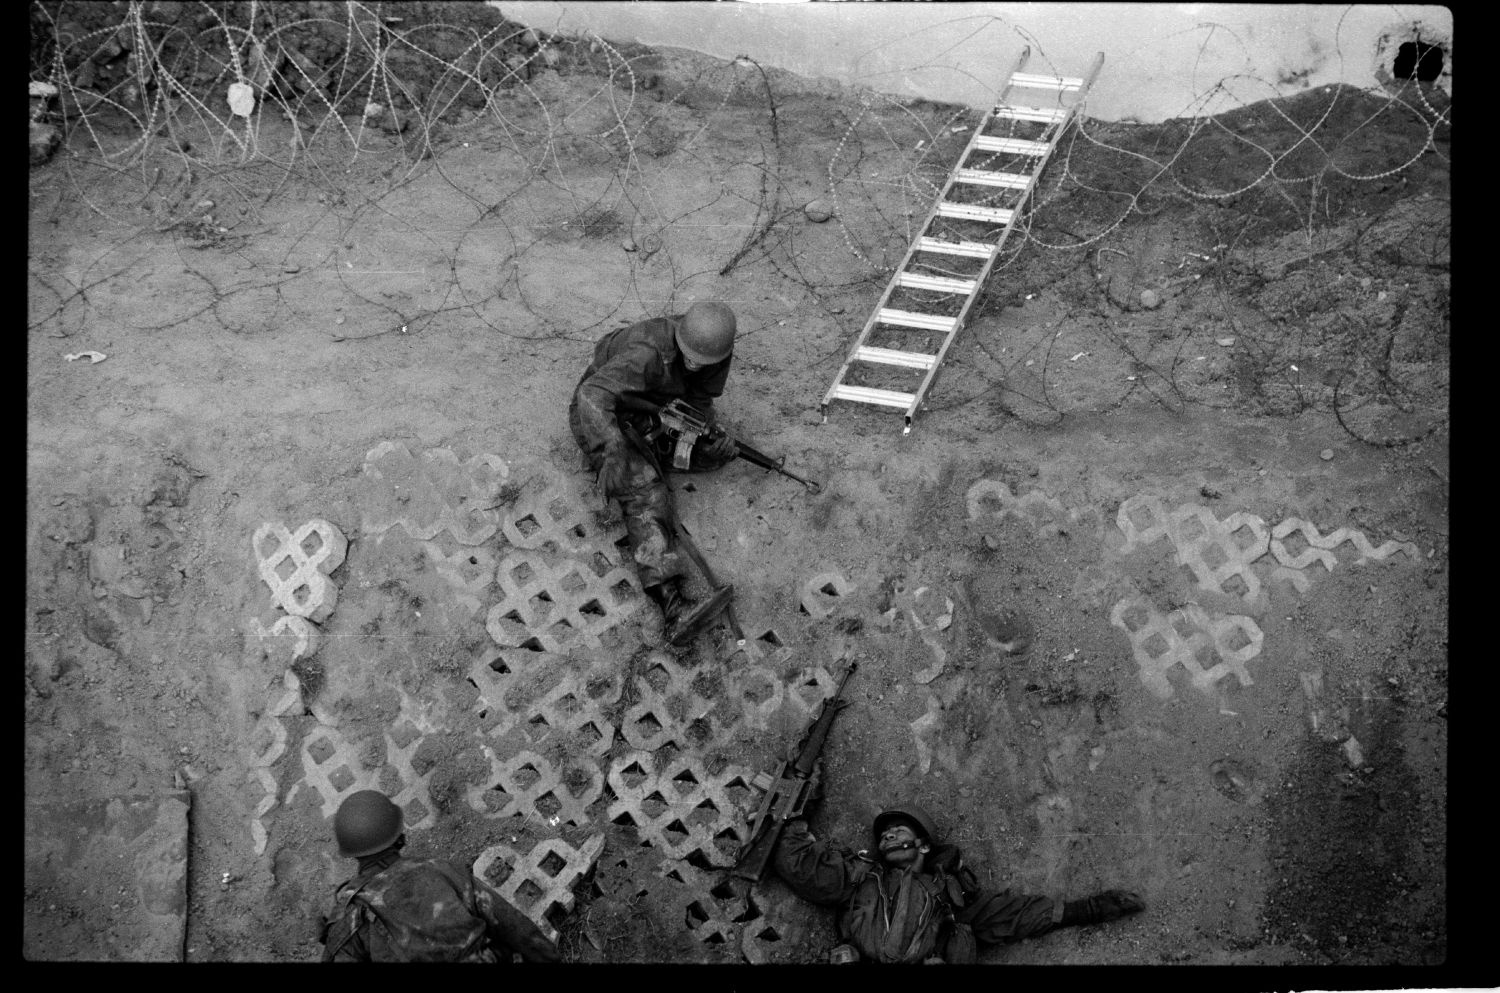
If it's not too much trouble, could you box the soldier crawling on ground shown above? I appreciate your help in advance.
[318,790,561,963]
[569,301,741,645]
[773,801,1145,963]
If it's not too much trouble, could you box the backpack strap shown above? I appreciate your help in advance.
[324,866,387,960]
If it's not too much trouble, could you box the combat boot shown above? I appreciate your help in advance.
[646,577,733,646]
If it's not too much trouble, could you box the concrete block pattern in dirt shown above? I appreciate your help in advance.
[1270,517,1421,570]
[605,749,754,866]
[253,519,347,623]
[800,570,854,619]
[473,833,606,943]
[290,722,436,831]
[470,746,604,827]
[359,442,510,545]
[1114,496,1268,603]
[487,550,642,653]
[1110,595,1263,701]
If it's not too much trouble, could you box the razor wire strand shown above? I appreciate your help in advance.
[28,2,1447,438]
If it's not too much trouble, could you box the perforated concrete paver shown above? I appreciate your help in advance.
[1115,497,1268,602]
[800,571,854,619]
[246,670,305,854]
[294,724,379,819]
[657,857,745,947]
[360,442,510,545]
[1110,595,1263,700]
[253,519,347,622]
[248,610,321,664]
[487,551,642,653]
[606,749,754,867]
[473,833,606,943]
[421,542,496,617]
[1270,518,1421,569]
[470,747,604,827]
[620,650,738,752]
[501,482,626,556]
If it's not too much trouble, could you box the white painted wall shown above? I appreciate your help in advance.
[491,2,1452,122]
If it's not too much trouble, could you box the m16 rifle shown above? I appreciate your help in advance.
[732,660,857,882]
[653,399,822,494]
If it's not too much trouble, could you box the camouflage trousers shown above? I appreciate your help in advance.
[569,410,732,589]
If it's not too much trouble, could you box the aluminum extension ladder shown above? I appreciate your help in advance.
[821,49,1104,434]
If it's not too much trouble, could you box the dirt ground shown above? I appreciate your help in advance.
[26,5,1451,972]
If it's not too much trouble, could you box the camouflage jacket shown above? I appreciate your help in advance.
[569,315,731,466]
[319,854,561,963]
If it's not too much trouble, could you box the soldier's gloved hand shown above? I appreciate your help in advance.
[702,430,737,462]
[596,446,629,495]
[1062,889,1145,926]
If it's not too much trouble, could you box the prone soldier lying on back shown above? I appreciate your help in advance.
[773,801,1145,964]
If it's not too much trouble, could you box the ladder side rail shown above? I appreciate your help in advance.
[901,54,1104,431]
[900,209,1023,431]
[822,47,1031,414]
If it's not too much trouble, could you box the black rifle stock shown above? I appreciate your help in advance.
[732,661,857,882]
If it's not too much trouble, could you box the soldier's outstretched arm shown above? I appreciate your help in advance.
[771,818,864,907]
[473,881,563,962]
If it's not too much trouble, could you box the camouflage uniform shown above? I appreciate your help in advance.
[773,819,1065,963]
[319,852,560,963]
[569,314,734,588]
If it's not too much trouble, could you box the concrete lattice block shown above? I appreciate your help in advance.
[727,663,786,731]
[359,442,510,545]
[1110,595,1263,701]
[782,663,841,719]
[298,724,381,819]
[605,750,753,867]
[253,519,347,623]
[530,670,619,757]
[487,550,642,653]
[1115,494,1175,552]
[471,747,604,827]
[473,833,606,944]
[1164,505,1269,602]
[1271,517,1421,569]
[249,611,322,664]
[658,860,744,948]
[501,482,630,557]
[421,541,496,617]
[467,649,524,736]
[800,571,854,620]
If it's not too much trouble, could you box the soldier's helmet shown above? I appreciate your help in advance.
[676,302,737,365]
[872,802,939,846]
[334,790,405,857]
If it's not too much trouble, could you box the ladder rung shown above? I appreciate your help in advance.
[974,135,1051,156]
[854,346,937,370]
[1010,72,1083,91]
[878,308,957,333]
[829,384,917,409]
[916,236,995,259]
[936,202,1014,225]
[896,272,978,295]
[955,168,1032,189]
[994,104,1070,124]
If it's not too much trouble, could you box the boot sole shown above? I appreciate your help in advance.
[666,585,734,645]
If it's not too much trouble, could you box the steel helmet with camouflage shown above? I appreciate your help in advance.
[872,802,939,847]
[675,302,737,366]
[334,789,405,857]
